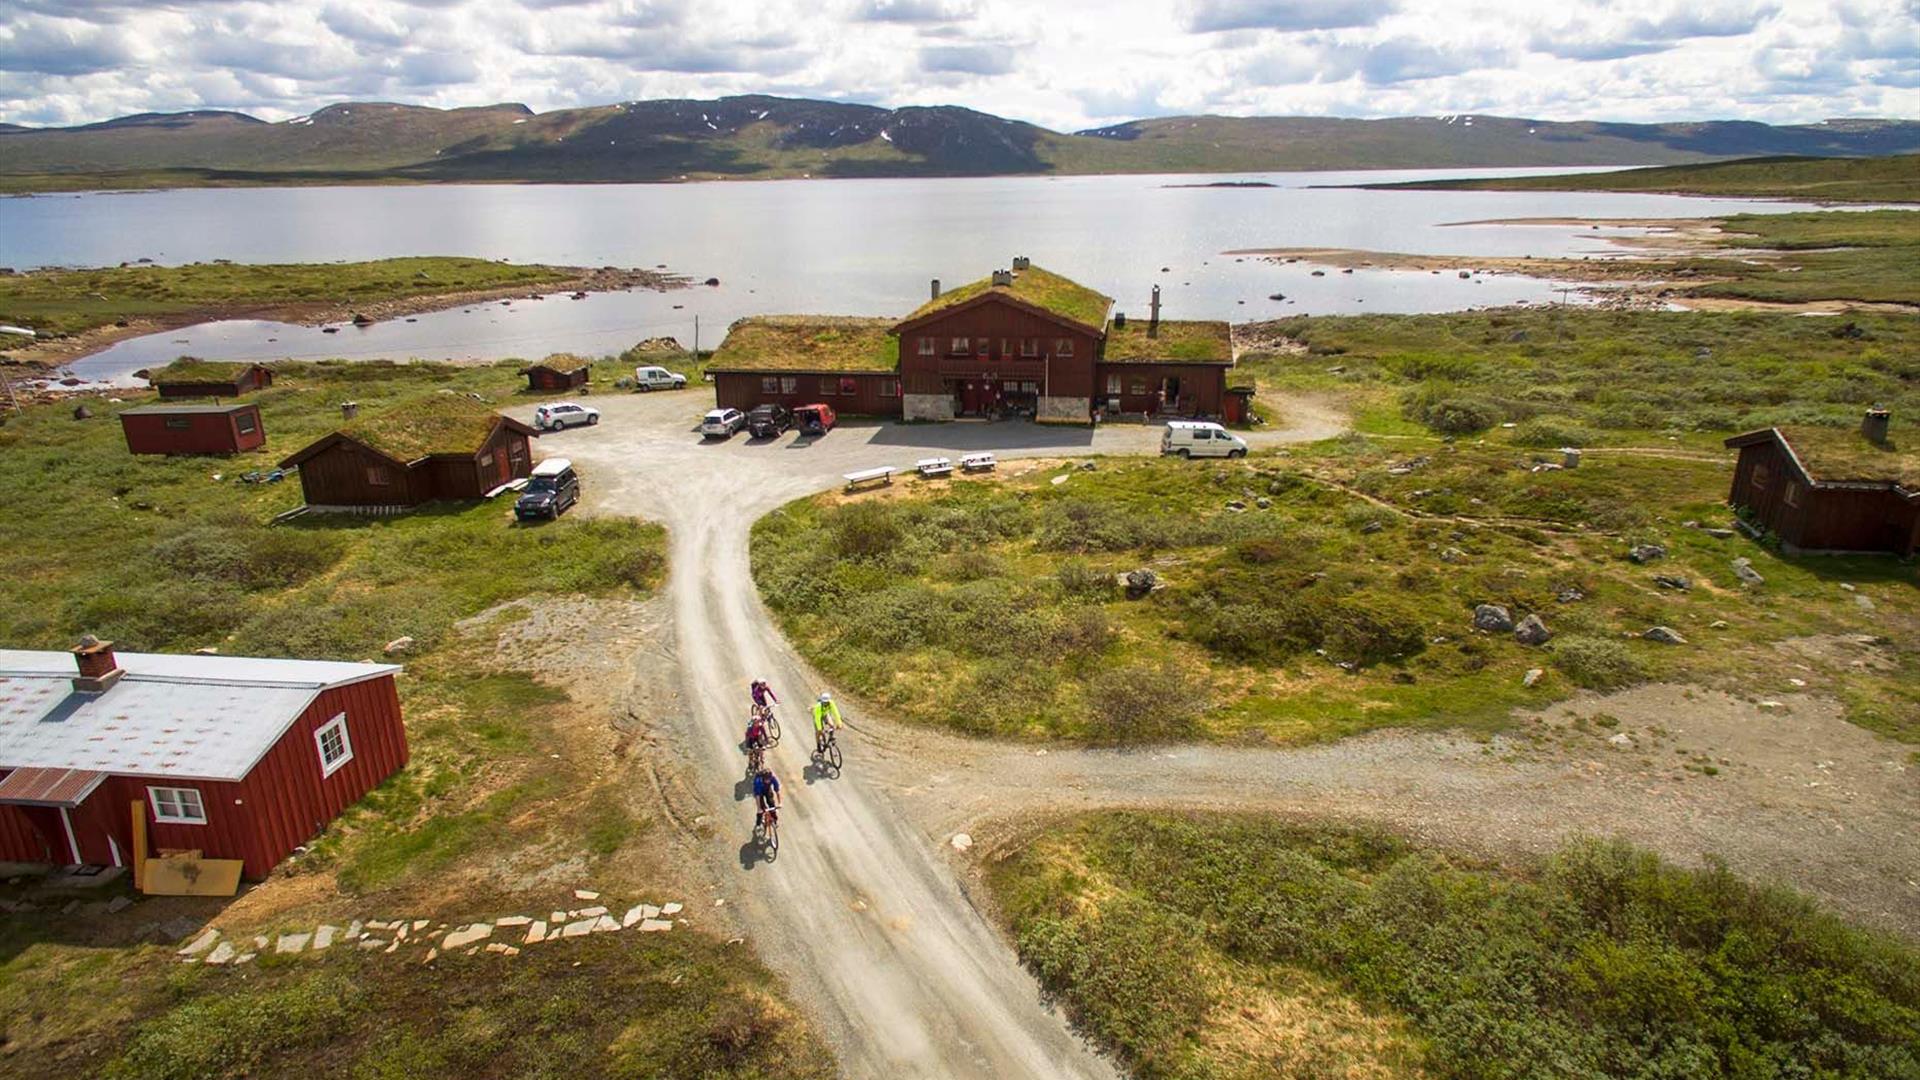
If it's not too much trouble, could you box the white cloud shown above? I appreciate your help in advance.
[0,0,1912,130]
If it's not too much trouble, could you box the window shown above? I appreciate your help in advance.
[234,412,257,434]
[149,786,207,825]
[164,417,191,430]
[1130,378,1150,395]
[1784,480,1802,507]
[820,377,839,395]
[761,376,781,394]
[479,451,495,468]
[949,336,969,354]
[918,337,935,356]
[1750,463,1771,490]
[366,465,392,487]
[880,379,902,397]
[314,712,354,778]
[1056,338,1075,357]
[1106,374,1121,395]
[1021,338,1039,358]
[838,377,859,396]
[780,377,798,395]
[976,339,990,356]
[509,440,527,467]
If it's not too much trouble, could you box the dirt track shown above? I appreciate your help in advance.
[523,391,1919,1076]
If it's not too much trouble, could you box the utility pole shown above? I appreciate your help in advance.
[693,314,700,358]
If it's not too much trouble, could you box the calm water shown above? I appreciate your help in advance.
[0,168,1844,382]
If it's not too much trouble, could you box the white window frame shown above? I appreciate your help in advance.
[148,786,208,825]
[314,712,354,778]
[917,337,935,356]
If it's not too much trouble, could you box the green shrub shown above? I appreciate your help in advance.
[1511,416,1600,448]
[1018,896,1214,1069]
[113,975,361,1080]
[1084,661,1207,743]
[830,502,905,560]
[1553,634,1647,690]
[1055,559,1115,600]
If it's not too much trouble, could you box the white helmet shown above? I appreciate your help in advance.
[818,691,833,703]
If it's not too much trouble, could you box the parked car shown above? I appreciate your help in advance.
[633,366,688,392]
[1161,420,1248,459]
[794,403,837,436]
[747,404,792,438]
[515,458,580,520]
[534,402,599,430]
[700,408,747,439]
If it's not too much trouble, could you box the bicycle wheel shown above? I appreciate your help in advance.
[827,739,843,771]
[767,817,779,853]
[765,716,781,745]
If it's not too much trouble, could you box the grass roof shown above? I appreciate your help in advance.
[148,357,264,384]
[709,316,898,373]
[902,266,1113,331]
[1779,425,1920,488]
[342,394,511,462]
[1102,319,1233,364]
[520,352,589,373]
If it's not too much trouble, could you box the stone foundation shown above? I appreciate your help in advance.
[902,393,955,422]
[1036,396,1090,423]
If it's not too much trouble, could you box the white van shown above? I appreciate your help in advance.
[633,366,688,391]
[1162,420,1248,459]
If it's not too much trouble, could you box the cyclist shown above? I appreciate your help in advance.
[750,678,779,713]
[744,711,769,765]
[811,691,842,755]
[751,765,782,828]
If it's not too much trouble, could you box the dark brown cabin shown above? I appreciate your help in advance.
[120,403,265,455]
[520,360,590,391]
[146,360,275,399]
[1724,413,1920,556]
[279,398,540,509]
[709,317,904,417]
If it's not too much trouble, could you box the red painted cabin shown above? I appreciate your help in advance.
[520,360,590,392]
[1724,415,1920,556]
[146,360,275,400]
[0,640,405,879]
[280,398,540,509]
[120,403,265,455]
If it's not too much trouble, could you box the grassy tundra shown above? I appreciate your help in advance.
[0,359,832,1078]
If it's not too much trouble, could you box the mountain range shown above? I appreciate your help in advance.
[4,95,1920,189]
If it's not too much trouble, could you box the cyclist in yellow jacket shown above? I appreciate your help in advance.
[811,691,842,754]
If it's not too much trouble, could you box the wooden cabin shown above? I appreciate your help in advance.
[0,639,405,879]
[146,359,275,399]
[279,397,539,510]
[1724,413,1920,556]
[707,262,1235,424]
[520,357,590,392]
[120,403,265,455]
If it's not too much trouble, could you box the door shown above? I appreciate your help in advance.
[1162,376,1182,413]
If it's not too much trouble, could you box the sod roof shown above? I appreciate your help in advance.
[708,316,898,373]
[1102,319,1233,364]
[340,394,519,462]
[1777,425,1920,488]
[520,353,589,373]
[147,357,267,384]
[900,266,1113,331]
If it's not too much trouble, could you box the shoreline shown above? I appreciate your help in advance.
[1,264,686,372]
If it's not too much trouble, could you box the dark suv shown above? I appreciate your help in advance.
[515,458,579,520]
[747,404,792,438]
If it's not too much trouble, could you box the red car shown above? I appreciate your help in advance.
[794,403,837,436]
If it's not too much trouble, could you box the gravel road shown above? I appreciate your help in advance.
[518,391,1919,1077]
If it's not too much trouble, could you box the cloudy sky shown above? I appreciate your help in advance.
[2,0,1915,129]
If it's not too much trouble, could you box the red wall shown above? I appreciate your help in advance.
[0,675,408,878]
[121,407,265,455]
[897,301,1101,399]
[713,372,904,417]
[525,367,588,391]
[1094,363,1229,416]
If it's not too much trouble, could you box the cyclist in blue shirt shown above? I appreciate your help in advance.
[751,765,782,825]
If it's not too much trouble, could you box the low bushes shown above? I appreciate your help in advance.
[1553,634,1648,691]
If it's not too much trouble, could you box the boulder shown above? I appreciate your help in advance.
[1556,587,1585,603]
[1472,604,1514,633]
[72,404,92,421]
[1627,543,1667,564]
[1731,558,1764,586]
[1123,569,1159,599]
[1522,668,1544,687]
[1653,575,1690,591]
[1703,528,1735,540]
[1513,614,1551,646]
[1644,626,1687,645]
[383,636,415,655]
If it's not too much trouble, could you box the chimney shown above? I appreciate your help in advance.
[1148,285,1161,338]
[1011,255,1030,271]
[341,401,360,421]
[1863,406,1890,446]
[1114,312,1127,329]
[930,279,940,300]
[72,635,124,694]
[991,269,1014,287]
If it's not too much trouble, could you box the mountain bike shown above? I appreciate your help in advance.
[812,725,842,774]
[752,703,781,746]
[755,805,780,856]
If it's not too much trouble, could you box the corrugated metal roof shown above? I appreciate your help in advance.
[0,766,107,806]
[0,651,399,782]
[121,404,255,416]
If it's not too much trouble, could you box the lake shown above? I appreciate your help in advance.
[0,168,1842,382]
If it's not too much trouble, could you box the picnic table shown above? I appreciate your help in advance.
[916,456,954,478]
[842,466,895,492]
[960,452,997,473]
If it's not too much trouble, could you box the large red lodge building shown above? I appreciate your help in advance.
[709,261,1236,423]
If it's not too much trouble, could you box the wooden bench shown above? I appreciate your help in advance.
[960,452,997,473]
[842,466,895,492]
[916,456,953,478]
